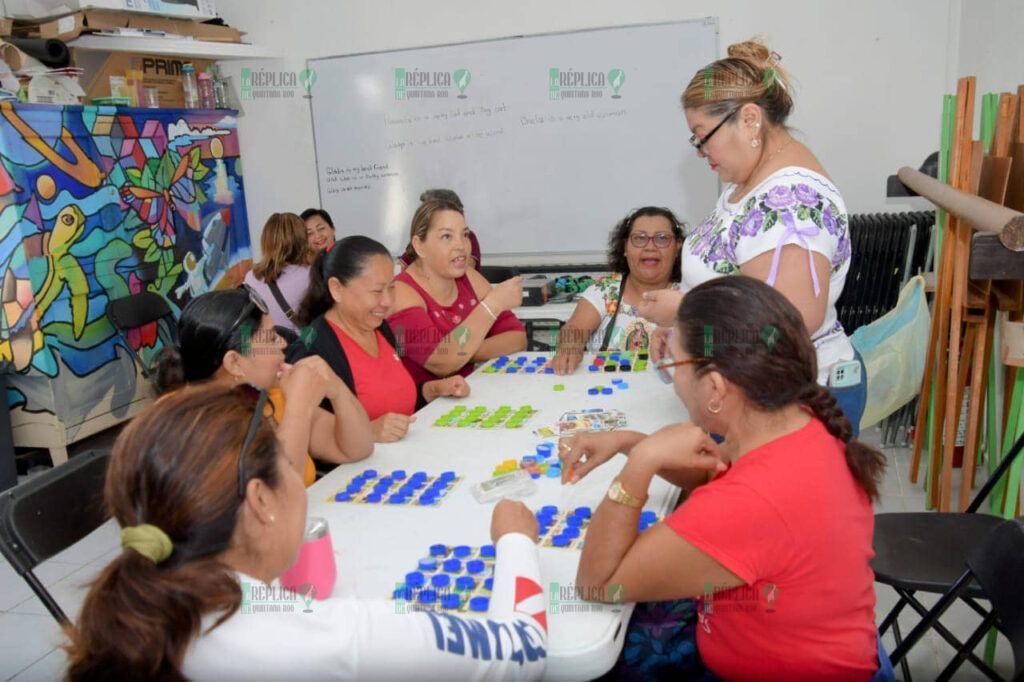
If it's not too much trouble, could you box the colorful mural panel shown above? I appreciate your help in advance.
[0,103,251,450]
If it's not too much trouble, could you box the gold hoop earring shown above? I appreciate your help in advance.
[750,138,761,148]
[707,398,723,414]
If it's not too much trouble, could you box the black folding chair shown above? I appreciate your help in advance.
[106,291,178,378]
[888,517,1024,681]
[0,449,111,625]
[873,430,1024,681]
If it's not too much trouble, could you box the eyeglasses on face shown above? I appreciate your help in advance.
[688,107,740,151]
[655,356,710,384]
[629,232,677,249]
[236,384,271,498]
[220,284,271,352]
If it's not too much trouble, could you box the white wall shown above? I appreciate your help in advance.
[215,0,959,259]
[958,0,1024,124]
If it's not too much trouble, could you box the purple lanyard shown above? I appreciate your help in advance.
[765,210,822,298]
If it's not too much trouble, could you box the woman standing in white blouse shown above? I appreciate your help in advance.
[641,39,866,433]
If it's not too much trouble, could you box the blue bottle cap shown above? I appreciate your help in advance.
[537,443,554,457]
[588,365,599,372]
[639,521,651,532]
[521,456,537,466]
[575,506,592,518]
[411,478,427,489]
[439,471,457,482]
[562,526,581,539]
[469,596,490,612]
[418,589,438,604]
[418,496,436,506]
[480,544,496,558]
[507,367,518,373]
[366,493,382,503]
[373,482,390,493]
[455,576,476,591]
[466,560,485,574]
[429,543,447,556]
[640,511,658,523]
[484,577,494,591]
[587,388,599,395]
[545,367,554,374]
[601,388,613,395]
[393,586,413,600]
[566,515,584,527]
[529,472,540,479]
[440,593,461,609]
[431,573,451,588]
[525,366,536,373]
[541,505,558,515]
[534,357,546,363]
[334,492,351,502]
[418,557,438,570]
[552,534,571,547]
[388,495,406,505]
[411,471,428,481]
[363,469,378,478]
[391,469,407,480]
[453,545,472,558]
[346,483,363,493]
[377,476,393,487]
[619,382,629,389]
[516,356,527,364]
[546,468,561,478]
[611,378,623,384]
[400,484,417,495]
[405,571,425,588]
[443,558,462,572]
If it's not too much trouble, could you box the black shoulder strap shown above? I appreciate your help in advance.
[267,280,298,323]
[599,275,627,352]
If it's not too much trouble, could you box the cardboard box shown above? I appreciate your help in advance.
[4,0,218,21]
[23,9,242,42]
[0,19,14,37]
[75,49,214,107]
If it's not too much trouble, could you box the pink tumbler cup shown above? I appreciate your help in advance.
[279,517,336,603]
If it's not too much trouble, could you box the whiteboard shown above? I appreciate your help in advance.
[308,19,718,258]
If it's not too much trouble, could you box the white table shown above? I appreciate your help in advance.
[514,301,577,322]
[307,352,690,681]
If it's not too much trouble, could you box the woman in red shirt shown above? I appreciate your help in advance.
[561,276,886,681]
[388,197,527,389]
[291,236,470,442]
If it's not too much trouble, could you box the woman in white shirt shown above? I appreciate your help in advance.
[66,383,547,681]
[550,206,684,375]
[639,39,866,434]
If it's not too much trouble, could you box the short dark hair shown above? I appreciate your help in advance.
[300,208,334,229]
[607,206,685,280]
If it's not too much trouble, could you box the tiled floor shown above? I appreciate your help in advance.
[0,427,1019,680]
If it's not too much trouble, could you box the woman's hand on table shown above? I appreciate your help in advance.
[491,499,539,543]
[549,347,583,375]
[426,375,471,401]
[558,431,644,484]
[638,288,684,327]
[626,423,727,479]
[371,412,416,443]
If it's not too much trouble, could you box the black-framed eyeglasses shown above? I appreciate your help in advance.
[688,107,740,151]
[655,356,710,384]
[237,385,270,498]
[629,232,677,249]
[220,284,271,352]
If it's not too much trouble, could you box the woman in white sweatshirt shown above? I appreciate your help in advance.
[66,382,547,681]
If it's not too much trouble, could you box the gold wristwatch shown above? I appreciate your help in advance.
[607,478,647,508]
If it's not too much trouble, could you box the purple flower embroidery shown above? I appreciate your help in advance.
[794,183,819,206]
[706,237,725,263]
[822,204,839,235]
[738,209,764,237]
[763,185,794,210]
[833,233,851,267]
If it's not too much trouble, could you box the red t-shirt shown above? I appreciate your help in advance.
[329,321,417,421]
[666,417,877,682]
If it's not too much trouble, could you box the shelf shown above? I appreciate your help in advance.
[67,34,279,59]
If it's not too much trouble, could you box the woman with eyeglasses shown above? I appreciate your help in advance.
[638,39,866,434]
[155,287,373,486]
[67,383,547,680]
[549,207,683,375]
[561,276,884,680]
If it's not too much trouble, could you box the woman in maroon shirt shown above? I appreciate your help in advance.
[291,236,469,442]
[388,198,527,388]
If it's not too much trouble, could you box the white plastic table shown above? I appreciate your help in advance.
[307,352,690,681]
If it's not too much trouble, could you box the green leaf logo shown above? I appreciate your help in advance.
[761,324,780,351]
[299,68,317,95]
[608,68,625,97]
[454,326,472,350]
[608,582,624,604]
[300,326,318,350]
[454,69,471,98]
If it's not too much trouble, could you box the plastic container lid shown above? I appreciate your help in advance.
[541,505,558,515]
[405,571,425,588]
[552,534,571,547]
[334,492,351,502]
[525,366,537,373]
[455,576,476,591]
[418,589,438,604]
[440,471,456,482]
[411,471,428,480]
[563,526,581,539]
[346,483,363,493]
[521,456,537,466]
[429,543,448,556]
[480,544,496,558]
[392,470,407,480]
[545,367,554,374]
[640,511,658,523]
[554,383,565,391]
[431,573,451,588]
[466,559,486,574]
[469,596,490,612]
[587,388,599,395]
[443,558,462,572]
[566,515,584,527]
[601,387,613,395]
[400,484,417,496]
[418,557,438,570]
[366,493,382,503]
[388,495,406,505]
[418,496,435,506]
[604,365,617,372]
[537,443,554,457]
[440,593,461,609]
[588,365,599,372]
[453,545,472,558]
[619,382,629,389]
[575,506,592,518]
[363,469,378,478]
[484,577,494,591]
[546,468,561,478]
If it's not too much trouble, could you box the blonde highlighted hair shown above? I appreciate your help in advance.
[251,212,309,284]
[401,198,464,263]
[682,39,794,126]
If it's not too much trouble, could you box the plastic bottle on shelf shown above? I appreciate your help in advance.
[198,72,216,109]
[210,64,228,108]
[181,63,199,109]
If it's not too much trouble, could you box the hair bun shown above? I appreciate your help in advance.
[727,39,773,67]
